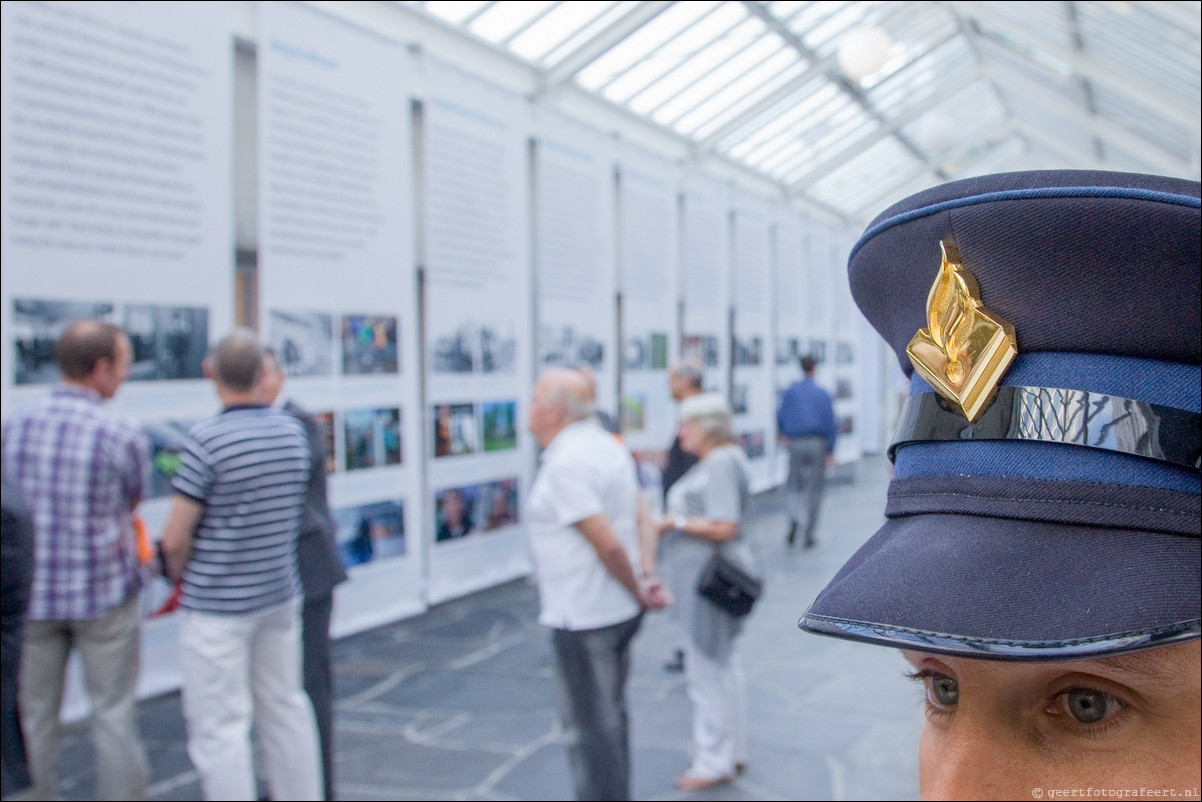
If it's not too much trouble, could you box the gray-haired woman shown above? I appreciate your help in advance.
[652,392,757,791]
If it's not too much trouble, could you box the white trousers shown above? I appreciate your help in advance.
[683,641,748,780]
[178,600,322,801]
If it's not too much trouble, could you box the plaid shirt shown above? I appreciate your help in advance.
[1,384,149,620]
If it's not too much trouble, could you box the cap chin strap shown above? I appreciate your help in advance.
[890,387,1201,471]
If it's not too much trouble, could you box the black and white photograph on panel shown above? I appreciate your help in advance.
[479,320,518,374]
[432,402,477,458]
[733,334,763,367]
[341,314,399,375]
[334,499,406,568]
[776,336,802,367]
[344,407,402,470]
[538,324,605,370]
[269,309,334,377]
[124,304,208,381]
[11,298,117,385]
[431,320,477,374]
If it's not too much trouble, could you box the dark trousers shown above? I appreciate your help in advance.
[550,613,643,801]
[302,595,336,801]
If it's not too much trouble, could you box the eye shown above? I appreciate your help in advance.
[906,669,959,714]
[1057,687,1124,725]
[929,673,960,707]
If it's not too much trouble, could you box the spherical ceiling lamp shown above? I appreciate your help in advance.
[836,25,893,80]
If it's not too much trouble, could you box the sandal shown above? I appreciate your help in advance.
[675,772,735,791]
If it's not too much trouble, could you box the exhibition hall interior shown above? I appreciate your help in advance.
[1,1,1198,799]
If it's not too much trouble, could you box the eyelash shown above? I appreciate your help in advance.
[1045,686,1129,739]
[903,670,1132,737]
[905,669,955,720]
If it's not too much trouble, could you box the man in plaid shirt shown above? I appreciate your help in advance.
[1,319,150,801]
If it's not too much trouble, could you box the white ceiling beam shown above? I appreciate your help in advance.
[982,61,1191,175]
[784,66,984,194]
[1011,118,1110,170]
[948,0,1201,133]
[538,0,674,91]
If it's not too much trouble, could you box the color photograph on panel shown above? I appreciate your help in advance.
[335,500,406,568]
[342,314,399,375]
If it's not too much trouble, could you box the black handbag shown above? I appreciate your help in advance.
[697,549,762,617]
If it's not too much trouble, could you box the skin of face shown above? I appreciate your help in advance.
[96,334,133,399]
[903,640,1201,800]
[678,418,705,455]
[260,355,284,404]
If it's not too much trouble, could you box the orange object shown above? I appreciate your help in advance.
[133,513,154,565]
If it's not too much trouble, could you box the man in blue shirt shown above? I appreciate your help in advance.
[776,355,837,549]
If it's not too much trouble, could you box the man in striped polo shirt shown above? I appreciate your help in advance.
[160,329,322,801]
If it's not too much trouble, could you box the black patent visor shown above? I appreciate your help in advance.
[799,614,1202,661]
[890,387,1202,471]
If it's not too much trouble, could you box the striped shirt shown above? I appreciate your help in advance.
[172,405,310,615]
[1,385,149,620]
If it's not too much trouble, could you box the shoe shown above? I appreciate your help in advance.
[735,761,747,775]
[664,648,685,673]
[675,772,734,791]
[785,521,797,546]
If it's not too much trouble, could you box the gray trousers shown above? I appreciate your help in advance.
[19,596,147,801]
[550,613,643,801]
[786,436,828,541]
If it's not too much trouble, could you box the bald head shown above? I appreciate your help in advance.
[528,369,595,447]
[208,328,263,393]
[57,319,123,380]
[55,319,132,399]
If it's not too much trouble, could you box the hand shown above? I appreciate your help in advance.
[638,575,673,611]
[826,453,837,468]
[654,516,674,536]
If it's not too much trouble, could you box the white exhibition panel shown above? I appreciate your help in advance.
[832,231,864,466]
[533,106,618,420]
[422,56,534,605]
[679,170,732,399]
[616,143,680,495]
[258,0,425,635]
[0,0,233,715]
[771,210,809,486]
[804,222,838,403]
[730,192,775,493]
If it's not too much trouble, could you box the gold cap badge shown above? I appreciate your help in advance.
[906,241,1017,422]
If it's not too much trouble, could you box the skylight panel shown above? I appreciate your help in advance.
[510,2,631,64]
[576,1,721,91]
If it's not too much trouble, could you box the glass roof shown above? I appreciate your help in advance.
[403,1,1201,224]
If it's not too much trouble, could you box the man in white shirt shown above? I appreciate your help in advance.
[525,369,669,801]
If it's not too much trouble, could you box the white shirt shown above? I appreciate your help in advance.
[526,419,641,630]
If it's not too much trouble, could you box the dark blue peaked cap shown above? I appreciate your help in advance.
[800,170,1201,660]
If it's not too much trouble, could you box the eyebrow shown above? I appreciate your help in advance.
[1090,652,1171,679]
